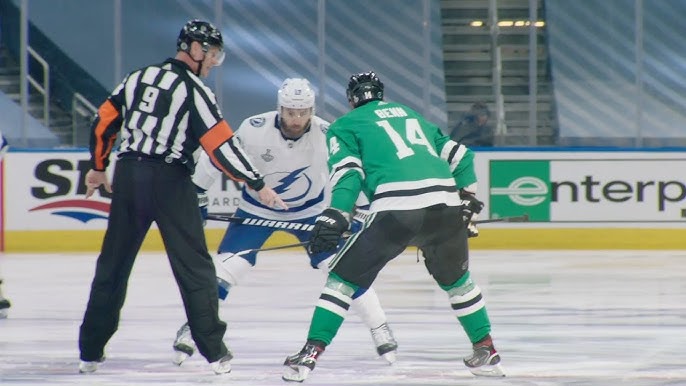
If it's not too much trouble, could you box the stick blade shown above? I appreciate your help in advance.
[507,213,529,222]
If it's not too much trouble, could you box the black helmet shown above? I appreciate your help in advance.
[346,71,384,108]
[177,19,224,52]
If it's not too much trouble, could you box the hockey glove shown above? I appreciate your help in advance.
[308,208,350,254]
[459,190,484,238]
[197,186,209,226]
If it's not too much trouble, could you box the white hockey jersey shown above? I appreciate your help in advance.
[193,111,330,220]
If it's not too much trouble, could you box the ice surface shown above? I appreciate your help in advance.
[1,249,684,385]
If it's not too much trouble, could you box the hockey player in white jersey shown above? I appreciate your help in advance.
[0,131,10,319]
[171,78,398,365]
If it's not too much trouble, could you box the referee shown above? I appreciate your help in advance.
[78,19,286,375]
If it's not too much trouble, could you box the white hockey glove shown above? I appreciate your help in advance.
[459,189,484,238]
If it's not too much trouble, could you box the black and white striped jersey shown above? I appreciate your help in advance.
[89,58,265,190]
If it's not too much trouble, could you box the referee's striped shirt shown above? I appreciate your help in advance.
[89,58,265,190]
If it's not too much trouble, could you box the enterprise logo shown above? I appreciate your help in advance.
[490,176,548,206]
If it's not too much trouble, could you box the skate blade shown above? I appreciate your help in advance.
[172,351,190,366]
[469,363,505,377]
[211,362,231,375]
[381,351,397,364]
[78,361,99,374]
[282,365,311,382]
[78,366,97,374]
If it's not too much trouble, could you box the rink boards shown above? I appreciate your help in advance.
[2,149,686,251]
[5,227,686,253]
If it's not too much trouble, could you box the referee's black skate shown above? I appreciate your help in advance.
[210,352,233,374]
[0,297,10,319]
[78,356,106,374]
[172,322,196,365]
[0,279,10,319]
[282,342,325,382]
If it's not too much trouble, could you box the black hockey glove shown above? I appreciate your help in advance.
[196,185,209,226]
[459,190,484,238]
[308,208,350,254]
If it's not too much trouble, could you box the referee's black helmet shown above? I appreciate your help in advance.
[177,19,224,52]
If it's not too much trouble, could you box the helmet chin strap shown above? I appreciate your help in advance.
[191,52,206,76]
[184,45,206,76]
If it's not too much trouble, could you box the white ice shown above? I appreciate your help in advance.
[0,249,685,386]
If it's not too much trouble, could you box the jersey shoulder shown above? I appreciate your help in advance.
[165,61,217,102]
[236,111,278,143]
[328,104,376,134]
[238,111,277,131]
[310,115,330,135]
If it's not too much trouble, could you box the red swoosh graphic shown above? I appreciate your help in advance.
[29,199,110,213]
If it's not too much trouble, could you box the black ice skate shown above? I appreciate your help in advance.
[463,337,505,377]
[282,342,325,382]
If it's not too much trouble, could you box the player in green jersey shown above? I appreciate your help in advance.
[282,72,504,382]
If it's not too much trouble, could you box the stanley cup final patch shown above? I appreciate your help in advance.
[261,149,274,162]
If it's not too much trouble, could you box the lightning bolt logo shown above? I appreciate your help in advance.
[273,167,312,202]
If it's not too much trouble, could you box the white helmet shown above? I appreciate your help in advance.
[277,78,315,111]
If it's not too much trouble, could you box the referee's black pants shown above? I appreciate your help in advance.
[79,156,229,363]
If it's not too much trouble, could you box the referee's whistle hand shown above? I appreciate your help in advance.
[85,169,113,198]
[257,186,288,210]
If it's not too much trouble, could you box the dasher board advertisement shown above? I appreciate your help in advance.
[4,150,686,231]
[489,159,686,222]
[4,151,242,231]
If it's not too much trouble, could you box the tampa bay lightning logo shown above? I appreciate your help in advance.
[270,166,312,203]
[250,117,266,127]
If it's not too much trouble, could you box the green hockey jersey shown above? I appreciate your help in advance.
[326,100,476,214]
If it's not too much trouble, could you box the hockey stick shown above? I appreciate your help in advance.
[223,215,528,257]
[207,212,529,234]
[233,241,310,256]
[473,213,529,224]
[206,214,314,231]
[231,234,353,257]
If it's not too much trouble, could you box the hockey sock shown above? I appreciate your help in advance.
[440,272,492,344]
[315,259,368,301]
[307,273,357,345]
[213,253,253,302]
[217,278,231,301]
[351,287,367,299]
[350,287,388,329]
